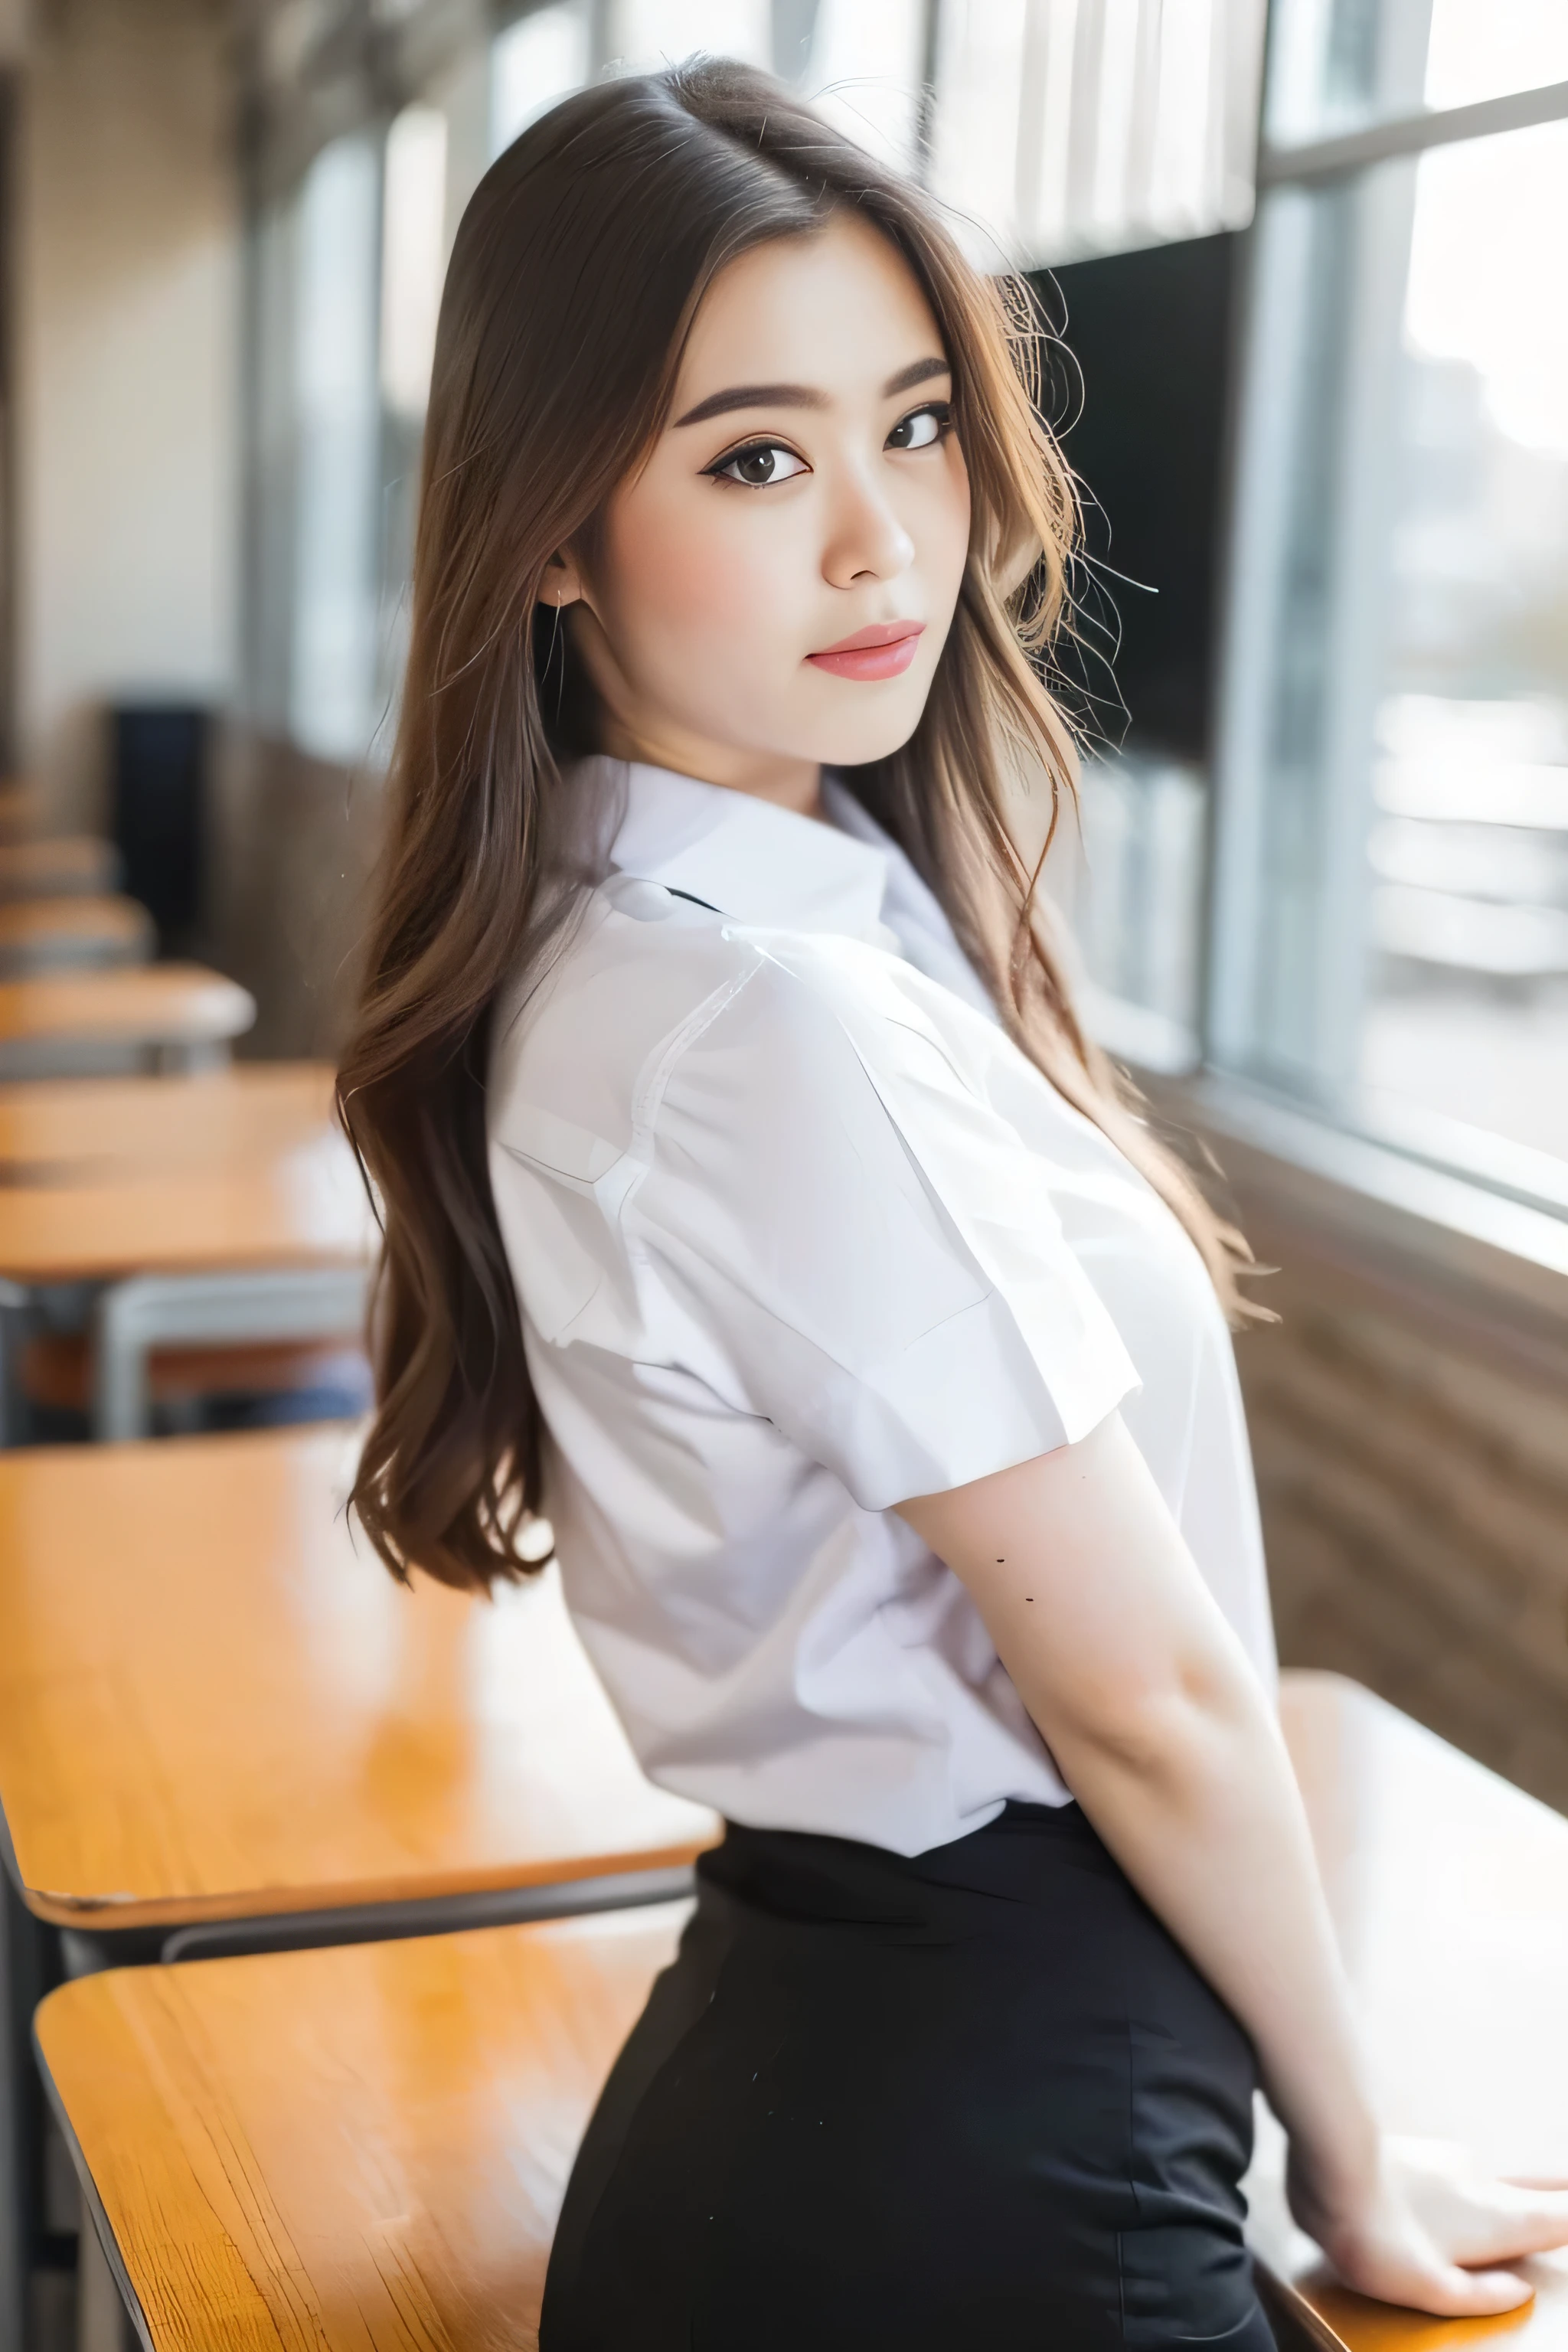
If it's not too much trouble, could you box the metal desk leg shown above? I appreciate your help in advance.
[2,1872,64,2352]
[0,1878,25,2352]
[0,1287,32,1454]
[75,2205,135,2352]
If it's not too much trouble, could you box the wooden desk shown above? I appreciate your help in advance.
[0,1063,336,1181]
[0,894,153,976]
[0,1140,371,1284]
[0,836,119,900]
[0,1425,717,1932]
[0,1092,371,1441]
[36,1905,683,2351]
[1250,1673,1568,2347]
[0,965,254,1077]
[25,1674,1568,2351]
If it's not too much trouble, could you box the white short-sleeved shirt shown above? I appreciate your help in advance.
[487,758,1275,1857]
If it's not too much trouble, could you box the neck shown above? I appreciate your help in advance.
[598,717,824,821]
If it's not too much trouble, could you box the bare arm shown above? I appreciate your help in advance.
[898,1413,1568,2315]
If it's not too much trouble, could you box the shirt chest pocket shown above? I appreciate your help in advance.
[489,1103,640,1346]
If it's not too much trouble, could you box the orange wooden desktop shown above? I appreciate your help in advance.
[0,965,253,1064]
[29,1671,1568,2352]
[0,1062,336,1181]
[0,1424,717,1934]
[1249,1674,1568,2348]
[0,1063,361,1285]
[0,1141,372,1285]
[38,1906,682,2352]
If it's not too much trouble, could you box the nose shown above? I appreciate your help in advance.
[820,461,915,590]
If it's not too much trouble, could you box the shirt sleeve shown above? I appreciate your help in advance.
[625,949,1140,1511]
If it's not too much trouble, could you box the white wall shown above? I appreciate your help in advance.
[15,0,239,825]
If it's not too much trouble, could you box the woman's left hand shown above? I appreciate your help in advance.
[1299,2136,1568,2315]
[1387,2138,1568,2268]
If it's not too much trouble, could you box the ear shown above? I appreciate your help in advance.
[538,549,586,609]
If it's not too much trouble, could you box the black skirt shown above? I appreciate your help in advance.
[541,1801,1279,2350]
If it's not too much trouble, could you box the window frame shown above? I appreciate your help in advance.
[1198,39,1568,1299]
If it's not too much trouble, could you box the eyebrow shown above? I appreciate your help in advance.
[673,354,951,429]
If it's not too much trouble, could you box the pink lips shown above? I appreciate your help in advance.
[805,620,926,681]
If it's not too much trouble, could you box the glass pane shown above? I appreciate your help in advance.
[801,0,927,175]
[1266,0,1568,146]
[607,0,771,74]
[290,132,384,763]
[377,105,449,730]
[247,195,299,734]
[1425,0,1568,111]
[1363,122,1568,1170]
[381,105,447,419]
[1212,118,1568,1187]
[491,0,928,168]
[933,0,1264,267]
[491,3,591,155]
[1053,756,1207,1073]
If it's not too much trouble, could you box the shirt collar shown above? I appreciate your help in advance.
[603,758,893,942]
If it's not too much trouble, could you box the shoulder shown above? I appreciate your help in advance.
[635,936,992,1268]
[487,877,841,1167]
[488,881,939,1204]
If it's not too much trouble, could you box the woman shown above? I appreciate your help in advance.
[339,57,1568,2350]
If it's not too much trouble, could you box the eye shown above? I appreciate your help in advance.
[706,440,810,488]
[886,401,951,452]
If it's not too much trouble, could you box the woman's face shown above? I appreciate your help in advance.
[550,211,973,811]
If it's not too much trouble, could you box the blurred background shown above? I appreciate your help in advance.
[2,0,1566,1787]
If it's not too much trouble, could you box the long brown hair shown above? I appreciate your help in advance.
[338,56,1256,1593]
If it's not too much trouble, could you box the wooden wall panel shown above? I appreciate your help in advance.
[1235,1240,1568,1813]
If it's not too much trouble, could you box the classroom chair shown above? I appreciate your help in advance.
[89,1266,372,1438]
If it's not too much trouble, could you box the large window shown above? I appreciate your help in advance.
[1210,0,1568,1196]
[234,0,1566,1236]
[241,0,1266,778]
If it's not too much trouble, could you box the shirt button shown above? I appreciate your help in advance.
[607,877,678,923]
